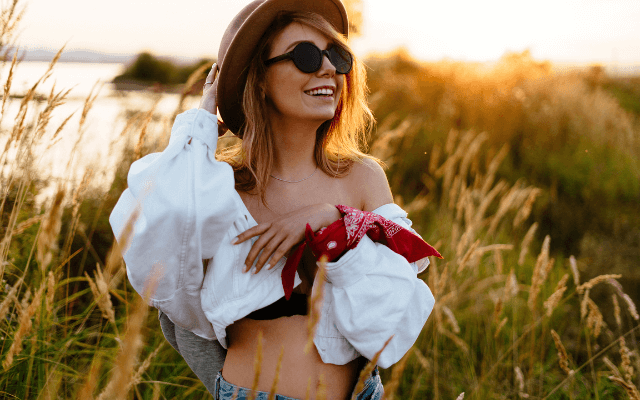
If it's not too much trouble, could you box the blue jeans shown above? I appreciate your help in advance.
[214,367,384,400]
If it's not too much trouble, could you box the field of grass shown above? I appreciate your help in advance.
[2,0,640,398]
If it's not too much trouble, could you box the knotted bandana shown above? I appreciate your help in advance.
[281,205,443,300]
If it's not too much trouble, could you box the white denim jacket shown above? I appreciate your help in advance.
[109,108,435,368]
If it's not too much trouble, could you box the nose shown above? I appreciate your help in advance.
[317,52,336,77]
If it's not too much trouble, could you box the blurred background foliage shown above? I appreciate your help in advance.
[364,49,640,288]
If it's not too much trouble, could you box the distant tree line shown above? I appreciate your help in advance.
[113,52,214,85]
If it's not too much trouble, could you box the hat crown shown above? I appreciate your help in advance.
[218,1,264,67]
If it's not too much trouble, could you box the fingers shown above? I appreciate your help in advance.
[200,63,219,113]
[233,223,270,245]
[243,229,284,274]
[250,233,287,274]
[233,222,299,274]
[208,63,218,81]
[203,64,218,93]
[265,240,295,271]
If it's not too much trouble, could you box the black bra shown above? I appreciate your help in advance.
[246,292,308,320]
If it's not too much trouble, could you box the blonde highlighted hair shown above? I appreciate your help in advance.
[216,11,377,202]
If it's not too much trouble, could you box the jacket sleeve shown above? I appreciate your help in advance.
[109,108,238,340]
[371,203,430,274]
[323,216,436,368]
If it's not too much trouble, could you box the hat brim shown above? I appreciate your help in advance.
[217,0,349,135]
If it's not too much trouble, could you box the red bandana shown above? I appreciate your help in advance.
[281,205,443,300]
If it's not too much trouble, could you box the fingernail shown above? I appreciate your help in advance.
[265,263,271,271]
[243,265,250,273]
[253,268,260,275]
[231,237,238,245]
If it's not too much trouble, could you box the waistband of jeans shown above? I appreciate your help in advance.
[215,366,379,399]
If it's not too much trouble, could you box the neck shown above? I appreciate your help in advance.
[269,115,324,180]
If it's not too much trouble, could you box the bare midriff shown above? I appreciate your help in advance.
[223,316,364,400]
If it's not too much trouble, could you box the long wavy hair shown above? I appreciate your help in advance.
[216,11,377,203]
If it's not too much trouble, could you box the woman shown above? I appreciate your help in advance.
[109,1,439,399]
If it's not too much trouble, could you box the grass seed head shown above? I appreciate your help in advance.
[580,288,590,320]
[36,186,65,271]
[513,188,541,228]
[96,268,158,400]
[613,295,622,328]
[0,276,23,322]
[528,235,551,310]
[12,214,44,236]
[85,266,116,326]
[518,222,538,266]
[577,274,623,294]
[514,366,529,398]
[623,293,639,321]
[550,329,573,375]
[2,282,44,371]
[608,376,640,400]
[494,317,508,339]
[620,337,635,384]
[569,255,580,286]
[506,269,519,298]
[607,279,640,320]
[586,298,604,338]
[442,305,461,333]
[130,342,164,387]
[544,274,569,317]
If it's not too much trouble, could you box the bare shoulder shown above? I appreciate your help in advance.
[346,157,394,211]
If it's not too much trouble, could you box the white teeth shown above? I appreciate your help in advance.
[305,88,334,96]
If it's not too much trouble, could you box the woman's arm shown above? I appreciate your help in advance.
[109,67,239,339]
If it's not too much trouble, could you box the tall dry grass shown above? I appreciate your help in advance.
[1,0,640,398]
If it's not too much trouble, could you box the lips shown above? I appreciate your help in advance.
[304,87,335,97]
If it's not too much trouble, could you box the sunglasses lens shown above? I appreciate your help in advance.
[290,42,353,74]
[328,46,352,74]
[293,42,323,73]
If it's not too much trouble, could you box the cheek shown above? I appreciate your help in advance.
[266,71,301,106]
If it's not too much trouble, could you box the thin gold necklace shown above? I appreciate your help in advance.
[270,166,318,183]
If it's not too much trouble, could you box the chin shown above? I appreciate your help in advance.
[304,107,338,122]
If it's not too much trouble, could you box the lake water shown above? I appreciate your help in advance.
[0,61,201,203]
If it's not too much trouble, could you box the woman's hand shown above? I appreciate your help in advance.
[199,63,218,115]
[232,203,341,274]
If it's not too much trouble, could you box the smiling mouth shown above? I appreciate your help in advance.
[304,88,335,97]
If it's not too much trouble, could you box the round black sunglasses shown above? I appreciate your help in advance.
[264,42,353,74]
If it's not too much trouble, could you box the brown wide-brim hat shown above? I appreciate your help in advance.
[217,0,349,135]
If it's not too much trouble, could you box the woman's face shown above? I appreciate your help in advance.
[263,22,344,125]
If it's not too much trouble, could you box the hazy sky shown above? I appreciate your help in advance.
[16,0,640,64]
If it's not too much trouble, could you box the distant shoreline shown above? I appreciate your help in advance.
[7,48,640,77]
[2,46,202,66]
